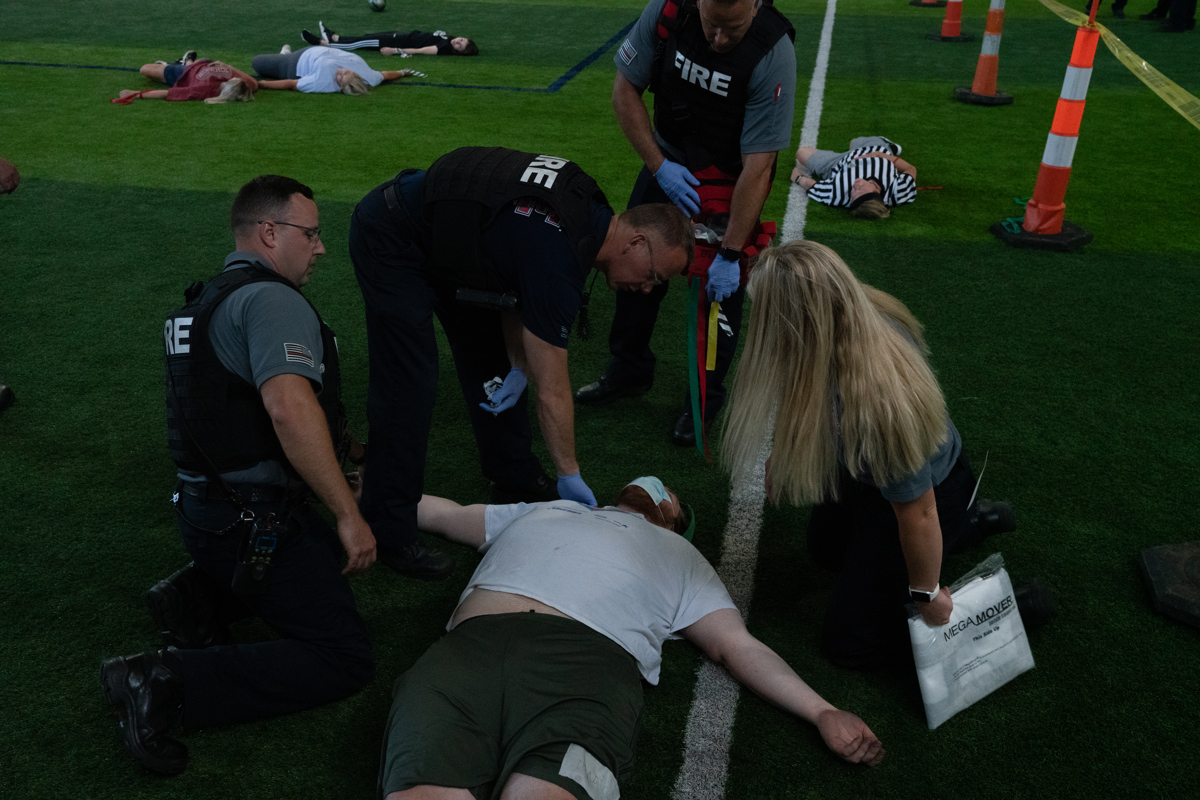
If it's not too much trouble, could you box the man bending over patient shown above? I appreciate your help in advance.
[380,477,884,800]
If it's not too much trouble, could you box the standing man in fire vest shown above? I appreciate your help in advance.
[575,0,795,447]
[350,147,693,579]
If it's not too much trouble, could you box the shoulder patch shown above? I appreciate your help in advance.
[284,343,315,368]
[619,38,637,65]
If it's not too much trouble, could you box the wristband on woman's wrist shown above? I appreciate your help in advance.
[909,583,939,603]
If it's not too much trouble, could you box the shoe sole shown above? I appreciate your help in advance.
[100,659,188,776]
[573,383,653,406]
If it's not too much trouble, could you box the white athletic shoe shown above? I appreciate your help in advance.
[280,44,292,54]
[319,21,334,42]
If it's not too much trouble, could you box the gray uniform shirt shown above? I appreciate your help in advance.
[615,0,797,162]
[177,252,325,487]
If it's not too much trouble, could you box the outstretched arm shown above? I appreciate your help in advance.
[682,608,885,766]
[417,495,487,549]
[257,79,299,90]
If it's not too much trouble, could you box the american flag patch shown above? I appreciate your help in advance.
[619,39,637,65]
[284,343,314,368]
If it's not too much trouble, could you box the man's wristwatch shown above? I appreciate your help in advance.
[718,247,742,263]
[909,584,939,603]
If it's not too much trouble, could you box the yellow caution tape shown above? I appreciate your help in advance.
[1037,0,1200,133]
[706,302,719,372]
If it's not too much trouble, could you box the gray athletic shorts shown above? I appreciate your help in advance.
[378,612,644,800]
[250,48,305,79]
[806,136,901,179]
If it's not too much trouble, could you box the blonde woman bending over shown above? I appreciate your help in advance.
[723,240,1017,670]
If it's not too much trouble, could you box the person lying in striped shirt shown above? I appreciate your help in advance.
[791,136,917,220]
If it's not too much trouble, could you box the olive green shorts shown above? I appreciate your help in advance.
[378,612,644,800]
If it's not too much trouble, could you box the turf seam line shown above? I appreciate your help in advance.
[0,60,139,72]
[671,1,836,795]
[0,21,636,93]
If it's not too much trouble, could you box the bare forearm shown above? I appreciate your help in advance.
[267,390,358,521]
[258,79,298,90]
[722,152,775,251]
[724,639,837,725]
[613,73,665,174]
[502,313,528,371]
[537,386,578,476]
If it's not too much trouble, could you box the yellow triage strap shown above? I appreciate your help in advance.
[706,302,719,371]
[1038,0,1200,133]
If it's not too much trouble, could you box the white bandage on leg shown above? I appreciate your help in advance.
[559,744,620,800]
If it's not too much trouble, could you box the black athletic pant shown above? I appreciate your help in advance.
[349,171,543,553]
[605,166,744,422]
[174,488,373,730]
[328,32,426,50]
[806,453,980,671]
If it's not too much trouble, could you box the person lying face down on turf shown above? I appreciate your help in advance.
[347,147,694,580]
[378,478,884,800]
[250,45,423,95]
[722,240,1019,671]
[300,21,479,56]
[113,53,257,104]
[790,136,918,221]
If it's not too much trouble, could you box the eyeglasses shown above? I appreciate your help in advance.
[259,220,322,243]
[644,238,663,286]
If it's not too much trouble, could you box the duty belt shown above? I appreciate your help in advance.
[177,480,289,504]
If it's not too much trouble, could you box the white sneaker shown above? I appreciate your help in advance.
[280,44,292,54]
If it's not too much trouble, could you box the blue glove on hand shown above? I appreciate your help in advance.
[653,159,701,216]
[557,472,597,506]
[706,253,741,302]
[479,368,527,415]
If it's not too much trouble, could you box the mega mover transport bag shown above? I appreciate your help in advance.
[908,553,1035,729]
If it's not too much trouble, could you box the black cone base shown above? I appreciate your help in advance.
[1140,542,1200,630]
[955,86,1014,105]
[927,31,974,41]
[990,219,1093,251]
[910,0,947,5]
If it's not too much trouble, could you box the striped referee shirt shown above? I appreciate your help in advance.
[806,147,918,208]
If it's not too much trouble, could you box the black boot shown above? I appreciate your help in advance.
[377,541,456,581]
[968,499,1017,539]
[100,649,187,775]
[574,372,653,405]
[146,563,233,649]
[1015,579,1057,630]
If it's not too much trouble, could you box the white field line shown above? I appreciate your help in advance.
[781,0,839,243]
[669,2,837,797]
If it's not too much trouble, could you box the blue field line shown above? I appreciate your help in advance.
[0,20,636,92]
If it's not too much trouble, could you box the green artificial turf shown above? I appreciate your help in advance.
[2,0,1199,798]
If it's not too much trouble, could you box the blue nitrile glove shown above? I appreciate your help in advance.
[557,471,597,506]
[706,253,740,302]
[653,159,701,216]
[479,367,527,415]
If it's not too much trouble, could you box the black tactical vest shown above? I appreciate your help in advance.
[164,263,347,478]
[422,146,612,292]
[651,0,795,176]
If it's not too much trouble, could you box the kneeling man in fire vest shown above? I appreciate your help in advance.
[349,147,693,580]
[101,175,376,776]
[379,477,884,799]
[576,0,797,451]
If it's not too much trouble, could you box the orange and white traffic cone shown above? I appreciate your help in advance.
[992,10,1098,250]
[928,0,973,41]
[956,0,1013,104]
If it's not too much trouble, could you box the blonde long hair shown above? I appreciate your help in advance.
[722,239,948,505]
